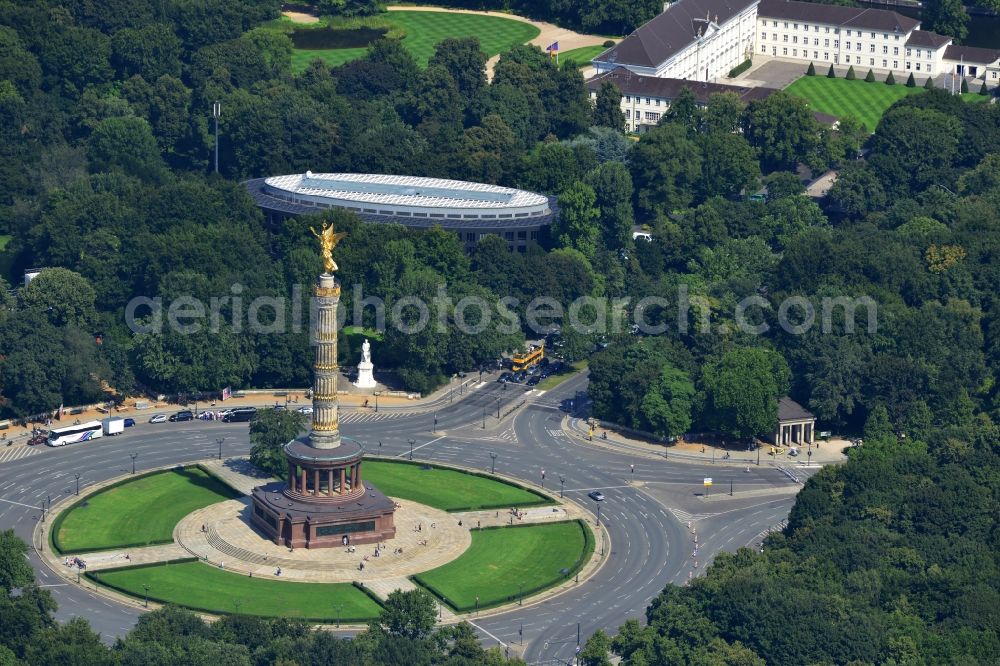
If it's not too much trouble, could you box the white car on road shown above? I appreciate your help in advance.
[148,414,167,424]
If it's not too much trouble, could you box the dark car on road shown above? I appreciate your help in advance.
[497,372,512,383]
[526,376,541,386]
[123,418,135,428]
[169,411,194,422]
[222,407,257,423]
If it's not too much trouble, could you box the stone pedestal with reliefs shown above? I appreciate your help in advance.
[251,273,396,548]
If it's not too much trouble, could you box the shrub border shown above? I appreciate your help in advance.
[728,58,752,78]
[50,466,242,555]
[363,457,555,512]
[86,559,385,622]
[410,519,595,612]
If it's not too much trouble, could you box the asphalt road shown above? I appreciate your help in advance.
[0,373,809,663]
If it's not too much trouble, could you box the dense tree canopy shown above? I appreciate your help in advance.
[0,3,999,661]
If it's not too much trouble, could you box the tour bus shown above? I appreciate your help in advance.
[511,345,544,372]
[48,421,104,446]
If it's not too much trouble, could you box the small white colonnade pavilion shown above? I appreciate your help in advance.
[772,397,816,446]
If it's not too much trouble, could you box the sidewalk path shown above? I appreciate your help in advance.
[564,416,849,467]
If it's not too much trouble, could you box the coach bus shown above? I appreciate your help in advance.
[48,421,104,446]
[512,345,544,372]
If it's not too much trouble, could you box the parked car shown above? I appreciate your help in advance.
[149,414,167,424]
[497,372,512,383]
[588,490,605,502]
[223,407,257,423]
[169,410,194,422]
[123,418,135,428]
[526,376,541,386]
[27,432,48,446]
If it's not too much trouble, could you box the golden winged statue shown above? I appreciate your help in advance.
[310,222,348,274]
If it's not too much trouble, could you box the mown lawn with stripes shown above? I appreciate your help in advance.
[786,76,925,131]
[289,11,539,72]
[413,521,591,610]
[559,45,609,68]
[90,561,382,620]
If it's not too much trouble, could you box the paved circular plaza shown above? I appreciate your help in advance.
[176,498,471,583]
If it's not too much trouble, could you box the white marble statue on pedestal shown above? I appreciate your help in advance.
[354,338,377,389]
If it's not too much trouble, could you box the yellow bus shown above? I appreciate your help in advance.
[512,345,544,372]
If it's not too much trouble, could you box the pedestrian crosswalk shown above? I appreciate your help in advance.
[0,445,41,465]
[338,410,409,425]
[669,508,719,523]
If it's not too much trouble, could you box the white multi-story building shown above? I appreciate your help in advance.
[585,69,778,133]
[593,0,1000,84]
[593,0,758,82]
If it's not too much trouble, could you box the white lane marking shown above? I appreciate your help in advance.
[469,621,507,648]
[396,435,446,458]
[0,497,43,509]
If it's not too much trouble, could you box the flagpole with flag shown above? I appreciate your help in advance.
[546,41,559,65]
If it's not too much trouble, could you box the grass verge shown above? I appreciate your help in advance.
[536,360,588,391]
[88,560,383,621]
[362,459,552,511]
[53,467,242,554]
[413,520,593,611]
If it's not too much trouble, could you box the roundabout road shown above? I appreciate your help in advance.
[0,374,811,663]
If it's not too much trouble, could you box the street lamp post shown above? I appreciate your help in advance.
[374,392,379,413]
[730,478,733,496]
[143,584,150,609]
[757,442,761,466]
[433,413,437,433]
[130,452,138,475]
[630,463,634,483]
[408,439,414,461]
[378,440,382,455]
[217,437,225,461]
[490,452,497,475]
[595,501,601,527]
[74,473,80,496]
[496,397,501,419]
[212,101,221,173]
[559,475,565,498]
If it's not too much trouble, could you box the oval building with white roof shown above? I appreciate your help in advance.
[246,172,557,252]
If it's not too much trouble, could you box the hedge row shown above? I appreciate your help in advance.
[728,58,752,78]
[412,519,595,613]
[195,462,250,497]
